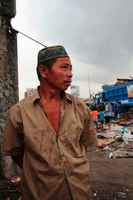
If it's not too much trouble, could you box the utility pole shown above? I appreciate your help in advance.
[0,0,18,177]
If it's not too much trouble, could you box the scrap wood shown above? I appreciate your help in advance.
[97,138,115,148]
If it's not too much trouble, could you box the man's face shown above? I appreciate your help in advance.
[42,57,73,91]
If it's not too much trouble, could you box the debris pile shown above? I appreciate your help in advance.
[96,121,133,159]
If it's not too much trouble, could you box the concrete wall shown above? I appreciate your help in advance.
[0,16,18,177]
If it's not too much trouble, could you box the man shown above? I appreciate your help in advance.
[90,107,99,129]
[98,110,105,130]
[3,45,96,200]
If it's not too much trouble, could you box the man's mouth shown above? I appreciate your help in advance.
[64,80,72,85]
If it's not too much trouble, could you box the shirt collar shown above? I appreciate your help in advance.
[31,87,72,104]
[31,88,40,104]
[64,92,73,103]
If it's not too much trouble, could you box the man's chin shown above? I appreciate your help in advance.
[60,86,69,92]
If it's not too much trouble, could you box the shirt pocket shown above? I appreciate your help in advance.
[60,125,87,159]
[66,121,83,141]
[24,127,45,153]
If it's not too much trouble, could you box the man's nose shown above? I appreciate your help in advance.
[67,69,73,78]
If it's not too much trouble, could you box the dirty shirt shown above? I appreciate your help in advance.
[4,91,96,200]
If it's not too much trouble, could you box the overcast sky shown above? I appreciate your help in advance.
[12,0,133,99]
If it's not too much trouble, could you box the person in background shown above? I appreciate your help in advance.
[98,110,105,130]
[3,45,96,200]
[90,107,99,129]
[105,111,112,129]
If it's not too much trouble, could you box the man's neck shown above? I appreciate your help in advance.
[39,82,62,101]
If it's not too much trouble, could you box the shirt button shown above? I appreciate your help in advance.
[60,136,65,142]
[65,168,72,176]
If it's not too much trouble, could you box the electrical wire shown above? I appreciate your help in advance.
[14,29,47,48]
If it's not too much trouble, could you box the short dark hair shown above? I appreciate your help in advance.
[36,58,57,80]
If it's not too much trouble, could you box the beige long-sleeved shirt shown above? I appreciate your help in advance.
[4,91,96,200]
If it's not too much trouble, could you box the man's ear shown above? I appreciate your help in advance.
[39,64,48,79]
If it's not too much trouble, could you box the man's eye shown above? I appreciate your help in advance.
[61,65,68,69]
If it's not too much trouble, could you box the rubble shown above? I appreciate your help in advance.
[96,121,133,159]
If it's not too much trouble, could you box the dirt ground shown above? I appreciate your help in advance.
[88,150,133,200]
